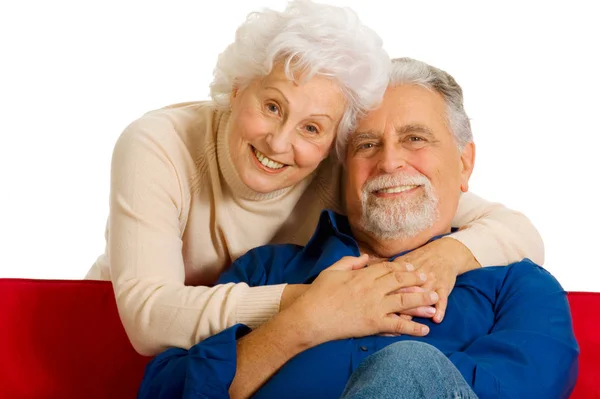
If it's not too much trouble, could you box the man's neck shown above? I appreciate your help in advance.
[353,225,452,259]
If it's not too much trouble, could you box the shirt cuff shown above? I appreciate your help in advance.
[184,324,252,399]
[236,284,287,329]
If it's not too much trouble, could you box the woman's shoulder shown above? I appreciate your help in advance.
[111,101,222,190]
[115,101,221,162]
[123,101,217,141]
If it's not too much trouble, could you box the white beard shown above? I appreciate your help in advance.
[359,173,439,240]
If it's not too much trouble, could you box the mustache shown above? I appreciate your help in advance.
[362,173,430,193]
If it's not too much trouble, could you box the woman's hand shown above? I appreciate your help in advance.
[280,284,310,311]
[287,255,439,346]
[392,237,481,323]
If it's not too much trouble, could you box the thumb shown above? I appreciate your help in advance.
[328,254,370,271]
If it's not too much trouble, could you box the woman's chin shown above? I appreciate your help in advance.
[245,178,289,193]
[240,172,296,194]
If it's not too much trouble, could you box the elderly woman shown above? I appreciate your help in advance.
[86,0,543,356]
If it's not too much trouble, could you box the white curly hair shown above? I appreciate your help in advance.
[210,0,391,160]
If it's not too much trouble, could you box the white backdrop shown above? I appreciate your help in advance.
[1,0,598,291]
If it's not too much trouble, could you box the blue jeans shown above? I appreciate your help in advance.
[340,341,478,399]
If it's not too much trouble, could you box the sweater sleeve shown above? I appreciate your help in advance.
[447,262,579,398]
[108,118,284,356]
[448,191,544,267]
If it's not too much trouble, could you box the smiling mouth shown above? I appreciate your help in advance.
[251,146,289,171]
[375,185,420,195]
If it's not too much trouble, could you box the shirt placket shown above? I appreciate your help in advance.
[350,337,374,372]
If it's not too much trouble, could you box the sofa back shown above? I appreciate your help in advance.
[0,278,597,398]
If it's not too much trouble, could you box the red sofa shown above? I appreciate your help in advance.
[0,278,597,398]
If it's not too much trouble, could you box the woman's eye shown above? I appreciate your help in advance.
[358,143,375,150]
[305,125,319,134]
[407,136,425,142]
[266,103,280,115]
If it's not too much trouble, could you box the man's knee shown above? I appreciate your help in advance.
[367,340,445,368]
[343,341,475,399]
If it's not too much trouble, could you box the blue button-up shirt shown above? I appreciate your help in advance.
[138,210,579,399]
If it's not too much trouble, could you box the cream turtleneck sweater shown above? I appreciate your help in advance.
[86,101,543,356]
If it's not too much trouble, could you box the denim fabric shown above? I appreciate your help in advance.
[341,341,478,399]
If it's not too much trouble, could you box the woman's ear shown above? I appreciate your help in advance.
[230,86,239,104]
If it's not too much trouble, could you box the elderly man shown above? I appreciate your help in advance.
[138,58,579,399]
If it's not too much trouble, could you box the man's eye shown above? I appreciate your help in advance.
[407,136,424,142]
[266,103,280,114]
[358,143,375,150]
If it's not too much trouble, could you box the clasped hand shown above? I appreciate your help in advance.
[288,255,439,345]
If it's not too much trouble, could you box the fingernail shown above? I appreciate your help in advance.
[426,307,436,315]
[430,292,439,301]
[418,273,427,281]
[421,326,430,335]
[405,263,414,271]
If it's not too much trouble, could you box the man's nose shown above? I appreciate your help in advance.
[377,143,407,174]
[266,123,294,154]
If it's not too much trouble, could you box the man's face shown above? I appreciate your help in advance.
[345,84,475,243]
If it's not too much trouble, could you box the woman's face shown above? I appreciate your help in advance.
[228,64,346,193]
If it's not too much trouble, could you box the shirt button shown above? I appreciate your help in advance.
[360,346,369,352]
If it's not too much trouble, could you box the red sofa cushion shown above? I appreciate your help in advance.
[0,279,597,398]
[0,279,150,399]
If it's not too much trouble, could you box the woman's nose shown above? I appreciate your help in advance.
[265,124,294,154]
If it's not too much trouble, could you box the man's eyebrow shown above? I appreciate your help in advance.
[396,124,435,137]
[348,131,380,145]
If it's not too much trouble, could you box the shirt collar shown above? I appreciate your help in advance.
[310,209,457,260]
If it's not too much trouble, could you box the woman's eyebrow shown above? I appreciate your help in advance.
[264,86,290,105]
[309,113,333,121]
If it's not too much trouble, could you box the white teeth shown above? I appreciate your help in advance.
[254,148,285,169]
[377,185,417,194]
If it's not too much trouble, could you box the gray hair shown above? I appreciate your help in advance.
[388,57,473,149]
[210,0,391,158]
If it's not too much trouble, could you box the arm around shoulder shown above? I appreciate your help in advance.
[449,191,544,267]
[107,118,284,355]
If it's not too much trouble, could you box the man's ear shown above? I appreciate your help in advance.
[459,142,475,192]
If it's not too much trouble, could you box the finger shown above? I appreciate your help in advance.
[400,306,436,318]
[433,288,449,323]
[386,313,413,321]
[392,286,427,294]
[376,271,428,294]
[360,261,409,279]
[390,259,415,272]
[378,313,412,337]
[381,315,430,337]
[422,278,435,291]
[383,290,439,314]
[327,255,369,271]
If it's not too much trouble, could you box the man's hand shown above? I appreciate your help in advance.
[289,255,439,346]
[392,237,481,323]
